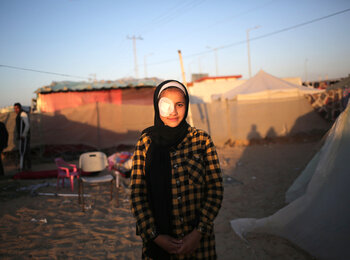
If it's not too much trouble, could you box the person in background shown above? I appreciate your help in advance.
[131,80,223,259]
[14,103,31,171]
[0,121,9,176]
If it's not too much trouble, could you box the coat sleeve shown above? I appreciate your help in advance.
[197,134,223,236]
[20,112,30,137]
[130,135,158,243]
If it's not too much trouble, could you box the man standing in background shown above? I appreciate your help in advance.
[14,103,31,171]
[0,121,8,176]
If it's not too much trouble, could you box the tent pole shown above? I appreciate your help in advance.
[225,99,232,141]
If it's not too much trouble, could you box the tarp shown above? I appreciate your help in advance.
[230,102,350,260]
[38,89,122,112]
[191,96,330,145]
[35,78,163,93]
[37,87,155,113]
[215,70,324,101]
[0,102,154,152]
[190,78,245,103]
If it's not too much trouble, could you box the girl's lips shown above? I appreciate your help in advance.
[167,117,178,121]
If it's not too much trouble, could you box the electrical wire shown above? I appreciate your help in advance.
[148,7,350,66]
[220,7,350,51]
[150,0,200,24]
[209,0,279,29]
[141,0,278,50]
[1,7,349,79]
[0,64,90,80]
[141,0,206,35]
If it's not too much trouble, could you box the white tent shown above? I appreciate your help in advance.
[214,70,324,101]
[198,70,330,144]
[230,103,350,260]
[190,78,245,103]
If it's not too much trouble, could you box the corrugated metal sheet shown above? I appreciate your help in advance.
[35,78,163,93]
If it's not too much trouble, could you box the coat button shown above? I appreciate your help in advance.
[173,164,178,169]
[176,180,180,186]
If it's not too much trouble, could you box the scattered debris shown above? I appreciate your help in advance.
[84,204,92,210]
[16,182,56,195]
[31,218,47,224]
[223,176,243,185]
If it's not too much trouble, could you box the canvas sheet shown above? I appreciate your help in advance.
[230,103,350,260]
[218,70,324,101]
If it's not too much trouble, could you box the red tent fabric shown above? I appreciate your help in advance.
[13,169,93,179]
[39,89,122,112]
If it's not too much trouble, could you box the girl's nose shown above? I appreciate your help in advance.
[170,106,178,115]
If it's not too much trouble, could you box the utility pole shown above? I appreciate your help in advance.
[178,50,194,126]
[127,35,143,78]
[178,50,187,87]
[246,26,260,78]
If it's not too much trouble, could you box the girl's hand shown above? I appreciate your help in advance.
[177,229,202,255]
[154,234,183,254]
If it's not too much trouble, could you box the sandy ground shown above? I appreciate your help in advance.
[0,139,321,259]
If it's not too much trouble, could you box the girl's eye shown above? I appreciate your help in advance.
[177,103,184,108]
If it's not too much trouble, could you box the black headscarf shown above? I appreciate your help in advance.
[142,80,190,259]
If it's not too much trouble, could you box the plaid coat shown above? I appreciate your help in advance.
[131,126,223,259]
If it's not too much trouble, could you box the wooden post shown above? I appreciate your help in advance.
[178,50,194,126]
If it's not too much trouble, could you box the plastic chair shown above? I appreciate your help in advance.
[55,158,80,192]
[78,151,115,211]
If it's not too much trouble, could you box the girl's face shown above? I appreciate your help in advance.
[159,88,186,128]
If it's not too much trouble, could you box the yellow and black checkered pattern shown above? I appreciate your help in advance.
[131,127,223,259]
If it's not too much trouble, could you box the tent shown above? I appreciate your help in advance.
[189,75,244,103]
[35,78,162,113]
[193,70,330,145]
[213,70,324,101]
[230,102,350,260]
[1,78,162,152]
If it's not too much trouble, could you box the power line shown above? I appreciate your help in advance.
[221,7,350,50]
[148,7,350,66]
[0,64,90,80]
[150,0,202,25]
[141,0,206,35]
[147,0,277,51]
[2,8,348,79]
[209,0,278,29]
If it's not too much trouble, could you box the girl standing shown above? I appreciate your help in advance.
[131,80,223,259]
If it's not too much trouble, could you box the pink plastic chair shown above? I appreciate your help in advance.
[55,158,80,192]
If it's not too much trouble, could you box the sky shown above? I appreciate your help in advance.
[1,0,350,107]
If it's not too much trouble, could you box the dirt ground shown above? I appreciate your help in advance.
[0,138,322,259]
